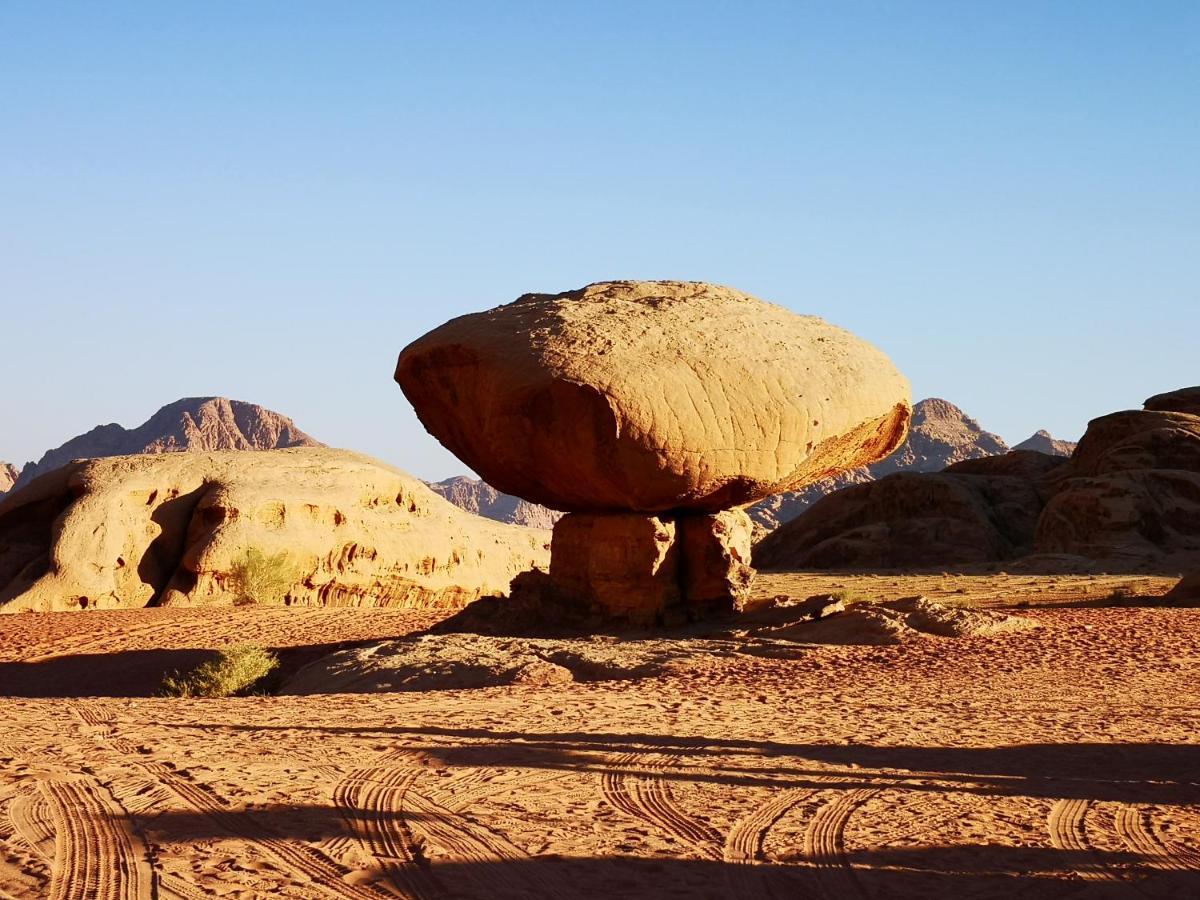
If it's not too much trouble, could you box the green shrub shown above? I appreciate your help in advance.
[162,645,280,698]
[226,548,296,606]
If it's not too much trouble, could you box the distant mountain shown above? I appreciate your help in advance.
[0,462,18,496]
[749,398,1010,530]
[428,476,562,530]
[13,397,322,491]
[1012,429,1076,457]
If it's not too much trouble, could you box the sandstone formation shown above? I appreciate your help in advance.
[1012,429,1077,457]
[1143,386,1200,417]
[754,452,1060,570]
[0,462,17,495]
[759,387,1200,572]
[13,397,321,491]
[397,281,910,514]
[0,448,549,613]
[428,475,562,529]
[396,281,911,623]
[748,398,1010,530]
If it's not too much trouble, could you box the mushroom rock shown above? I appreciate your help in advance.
[397,280,911,623]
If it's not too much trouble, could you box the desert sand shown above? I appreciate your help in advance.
[2,571,1197,899]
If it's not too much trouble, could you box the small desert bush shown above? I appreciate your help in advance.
[161,645,279,698]
[226,548,296,606]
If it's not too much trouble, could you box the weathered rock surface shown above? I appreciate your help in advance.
[1012,429,1077,457]
[1143,386,1200,417]
[754,460,1053,570]
[13,397,321,491]
[760,387,1200,572]
[768,597,1038,645]
[547,513,680,625]
[1034,408,1200,565]
[748,398,1008,530]
[0,463,17,496]
[679,510,756,615]
[428,475,562,529]
[0,448,549,613]
[397,280,911,514]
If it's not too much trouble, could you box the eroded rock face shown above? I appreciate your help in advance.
[679,510,756,615]
[397,281,911,514]
[0,448,549,613]
[1143,386,1200,417]
[755,463,1051,570]
[0,463,17,495]
[428,475,562,529]
[548,513,680,625]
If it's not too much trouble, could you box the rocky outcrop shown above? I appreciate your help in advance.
[0,463,17,495]
[427,475,562,529]
[13,397,322,491]
[397,280,910,624]
[754,453,1059,570]
[1143,386,1200,417]
[397,280,910,514]
[749,398,1008,529]
[1166,572,1200,604]
[1012,430,1077,457]
[0,448,549,613]
[1033,409,1200,565]
[760,387,1200,572]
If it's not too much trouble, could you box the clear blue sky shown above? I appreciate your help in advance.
[2,2,1196,480]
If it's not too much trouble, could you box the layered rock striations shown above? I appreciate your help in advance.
[13,397,321,491]
[0,448,549,613]
[397,280,911,623]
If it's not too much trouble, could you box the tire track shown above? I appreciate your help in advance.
[722,787,815,899]
[70,704,390,900]
[1047,798,1130,885]
[8,788,56,861]
[1114,804,1200,872]
[802,787,878,900]
[600,753,723,859]
[332,765,444,900]
[41,778,155,900]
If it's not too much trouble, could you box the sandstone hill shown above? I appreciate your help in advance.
[0,448,549,613]
[749,397,1008,530]
[428,475,562,529]
[1012,429,1077,457]
[12,397,321,491]
[0,462,17,496]
[757,387,1200,573]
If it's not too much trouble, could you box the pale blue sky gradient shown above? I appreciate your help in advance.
[2,2,1197,479]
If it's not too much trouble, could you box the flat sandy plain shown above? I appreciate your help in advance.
[1,572,1198,898]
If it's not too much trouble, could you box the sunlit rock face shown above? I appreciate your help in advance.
[396,280,911,623]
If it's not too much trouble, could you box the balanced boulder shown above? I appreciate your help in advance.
[396,281,910,514]
[396,281,910,623]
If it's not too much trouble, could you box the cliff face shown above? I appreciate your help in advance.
[749,398,1009,529]
[13,397,322,490]
[428,476,563,530]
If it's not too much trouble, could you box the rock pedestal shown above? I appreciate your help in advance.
[548,509,756,626]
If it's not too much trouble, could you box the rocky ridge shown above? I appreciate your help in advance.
[1012,430,1077,457]
[13,396,321,491]
[0,448,549,613]
[427,475,562,529]
[0,463,17,496]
